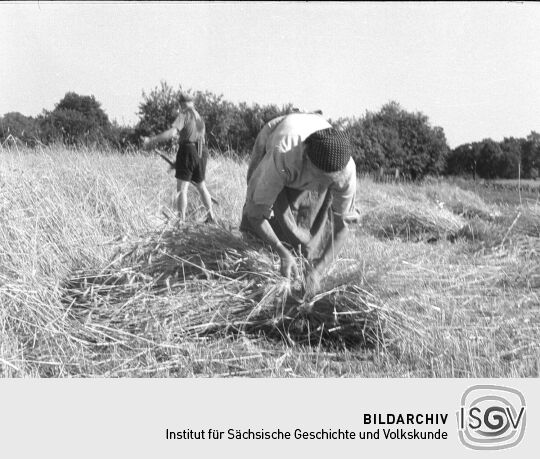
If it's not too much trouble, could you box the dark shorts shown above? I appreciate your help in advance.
[175,142,208,184]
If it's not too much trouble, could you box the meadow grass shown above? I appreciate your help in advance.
[0,145,539,377]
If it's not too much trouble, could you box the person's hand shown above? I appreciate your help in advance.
[303,236,322,260]
[141,136,151,150]
[280,252,299,280]
[343,209,361,224]
[304,265,322,298]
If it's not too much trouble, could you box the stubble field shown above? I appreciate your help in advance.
[1,145,539,377]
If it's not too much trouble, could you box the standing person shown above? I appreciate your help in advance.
[240,112,357,294]
[142,92,215,223]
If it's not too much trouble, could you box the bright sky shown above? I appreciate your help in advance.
[1,1,539,148]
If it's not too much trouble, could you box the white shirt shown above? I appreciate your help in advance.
[244,113,357,220]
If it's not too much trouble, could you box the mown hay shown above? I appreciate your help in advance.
[423,183,497,221]
[360,202,464,242]
[455,218,503,244]
[61,223,421,349]
[454,205,540,249]
[513,207,540,237]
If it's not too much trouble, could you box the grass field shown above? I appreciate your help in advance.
[452,178,540,207]
[1,145,539,377]
[491,179,540,189]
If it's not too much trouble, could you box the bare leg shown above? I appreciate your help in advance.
[194,181,215,222]
[176,179,190,220]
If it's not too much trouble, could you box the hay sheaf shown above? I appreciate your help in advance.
[61,223,421,349]
[456,207,540,246]
[423,183,498,221]
[361,203,465,242]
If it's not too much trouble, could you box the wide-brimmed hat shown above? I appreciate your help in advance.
[305,128,352,172]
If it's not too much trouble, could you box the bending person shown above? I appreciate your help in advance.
[240,112,357,294]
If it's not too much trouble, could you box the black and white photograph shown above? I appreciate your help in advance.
[1,1,539,382]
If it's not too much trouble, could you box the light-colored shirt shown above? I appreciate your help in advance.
[172,107,205,143]
[244,113,357,220]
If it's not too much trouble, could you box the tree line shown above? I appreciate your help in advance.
[445,135,540,180]
[1,81,538,181]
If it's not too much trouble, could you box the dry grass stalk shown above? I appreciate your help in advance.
[62,223,422,350]
[360,203,464,241]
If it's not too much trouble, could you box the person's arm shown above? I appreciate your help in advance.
[305,160,357,295]
[142,128,177,149]
[142,113,183,149]
[245,149,299,279]
[305,214,348,295]
[246,214,298,279]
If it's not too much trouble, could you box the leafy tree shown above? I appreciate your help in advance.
[193,90,236,151]
[475,139,504,179]
[447,136,540,179]
[499,137,522,178]
[522,131,540,179]
[222,101,295,154]
[337,115,391,173]
[192,91,293,154]
[107,122,138,152]
[135,81,295,156]
[38,92,112,145]
[136,81,180,141]
[374,102,448,180]
[340,101,449,179]
[54,92,110,127]
[0,112,40,146]
[445,143,480,178]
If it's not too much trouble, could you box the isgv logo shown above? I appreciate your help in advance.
[457,385,526,450]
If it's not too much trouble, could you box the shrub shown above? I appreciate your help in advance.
[0,112,41,147]
[135,81,295,156]
[38,92,112,146]
[338,102,449,180]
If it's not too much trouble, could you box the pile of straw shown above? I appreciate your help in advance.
[423,183,497,221]
[62,223,420,349]
[360,202,464,242]
[456,206,540,246]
